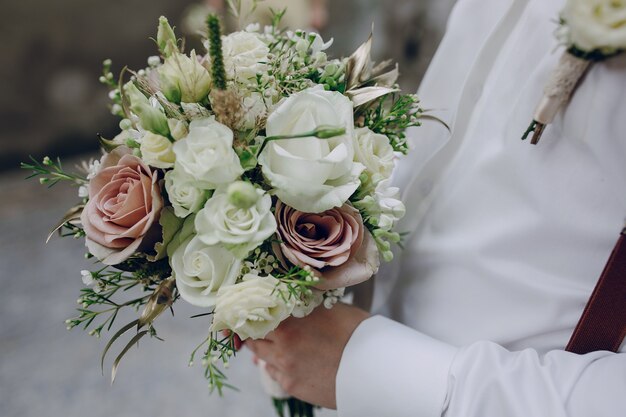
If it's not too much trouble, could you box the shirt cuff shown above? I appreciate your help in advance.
[336,315,457,417]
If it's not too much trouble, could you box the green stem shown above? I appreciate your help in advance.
[256,126,346,157]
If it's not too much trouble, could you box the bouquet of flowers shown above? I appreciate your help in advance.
[23,9,421,417]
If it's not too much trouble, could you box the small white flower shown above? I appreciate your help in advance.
[355,180,406,231]
[147,55,161,67]
[353,127,396,181]
[245,23,260,33]
[211,274,295,340]
[78,185,89,199]
[292,289,324,318]
[81,270,94,286]
[85,159,101,180]
[110,104,123,116]
[238,92,268,130]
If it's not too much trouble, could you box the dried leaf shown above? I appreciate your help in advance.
[371,64,399,88]
[101,319,139,375]
[111,330,149,384]
[137,277,176,329]
[371,59,394,76]
[346,32,373,90]
[47,205,84,243]
[97,135,121,153]
[421,113,451,133]
[347,86,399,108]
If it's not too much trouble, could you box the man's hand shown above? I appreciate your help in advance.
[246,303,370,409]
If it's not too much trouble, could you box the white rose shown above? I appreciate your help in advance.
[140,132,175,169]
[211,274,294,340]
[353,127,395,180]
[221,31,270,83]
[195,186,276,258]
[173,117,244,189]
[164,168,211,218]
[258,86,364,213]
[171,236,242,308]
[562,0,626,52]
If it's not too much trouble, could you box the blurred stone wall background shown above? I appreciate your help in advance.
[0,1,456,416]
[0,0,455,170]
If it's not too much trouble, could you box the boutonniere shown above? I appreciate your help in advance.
[522,0,626,145]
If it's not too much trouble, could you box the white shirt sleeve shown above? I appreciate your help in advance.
[336,315,626,417]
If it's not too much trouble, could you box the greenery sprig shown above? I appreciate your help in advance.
[272,266,320,304]
[207,14,227,90]
[21,156,87,187]
[190,331,238,395]
[361,94,423,154]
[66,267,161,338]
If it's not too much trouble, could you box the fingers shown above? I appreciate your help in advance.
[246,338,274,361]
[264,362,280,381]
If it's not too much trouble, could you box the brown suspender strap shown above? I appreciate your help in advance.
[565,229,626,354]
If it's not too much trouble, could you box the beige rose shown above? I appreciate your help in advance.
[81,147,164,265]
[274,200,379,290]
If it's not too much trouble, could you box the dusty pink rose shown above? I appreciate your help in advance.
[274,200,379,290]
[81,147,164,265]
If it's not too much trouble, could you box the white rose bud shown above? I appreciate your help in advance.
[140,132,175,169]
[157,16,178,58]
[353,127,396,181]
[211,275,295,340]
[167,119,188,141]
[258,86,364,213]
[227,181,259,209]
[125,82,170,137]
[171,236,241,308]
[164,168,211,218]
[159,50,211,103]
[195,186,276,258]
[173,117,244,189]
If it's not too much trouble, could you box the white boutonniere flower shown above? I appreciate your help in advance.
[523,0,625,144]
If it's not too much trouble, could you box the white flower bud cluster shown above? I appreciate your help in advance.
[323,287,345,309]
[240,250,280,277]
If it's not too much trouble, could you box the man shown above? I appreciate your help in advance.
[248,0,626,416]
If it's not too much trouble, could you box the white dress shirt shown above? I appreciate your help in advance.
[336,0,626,416]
